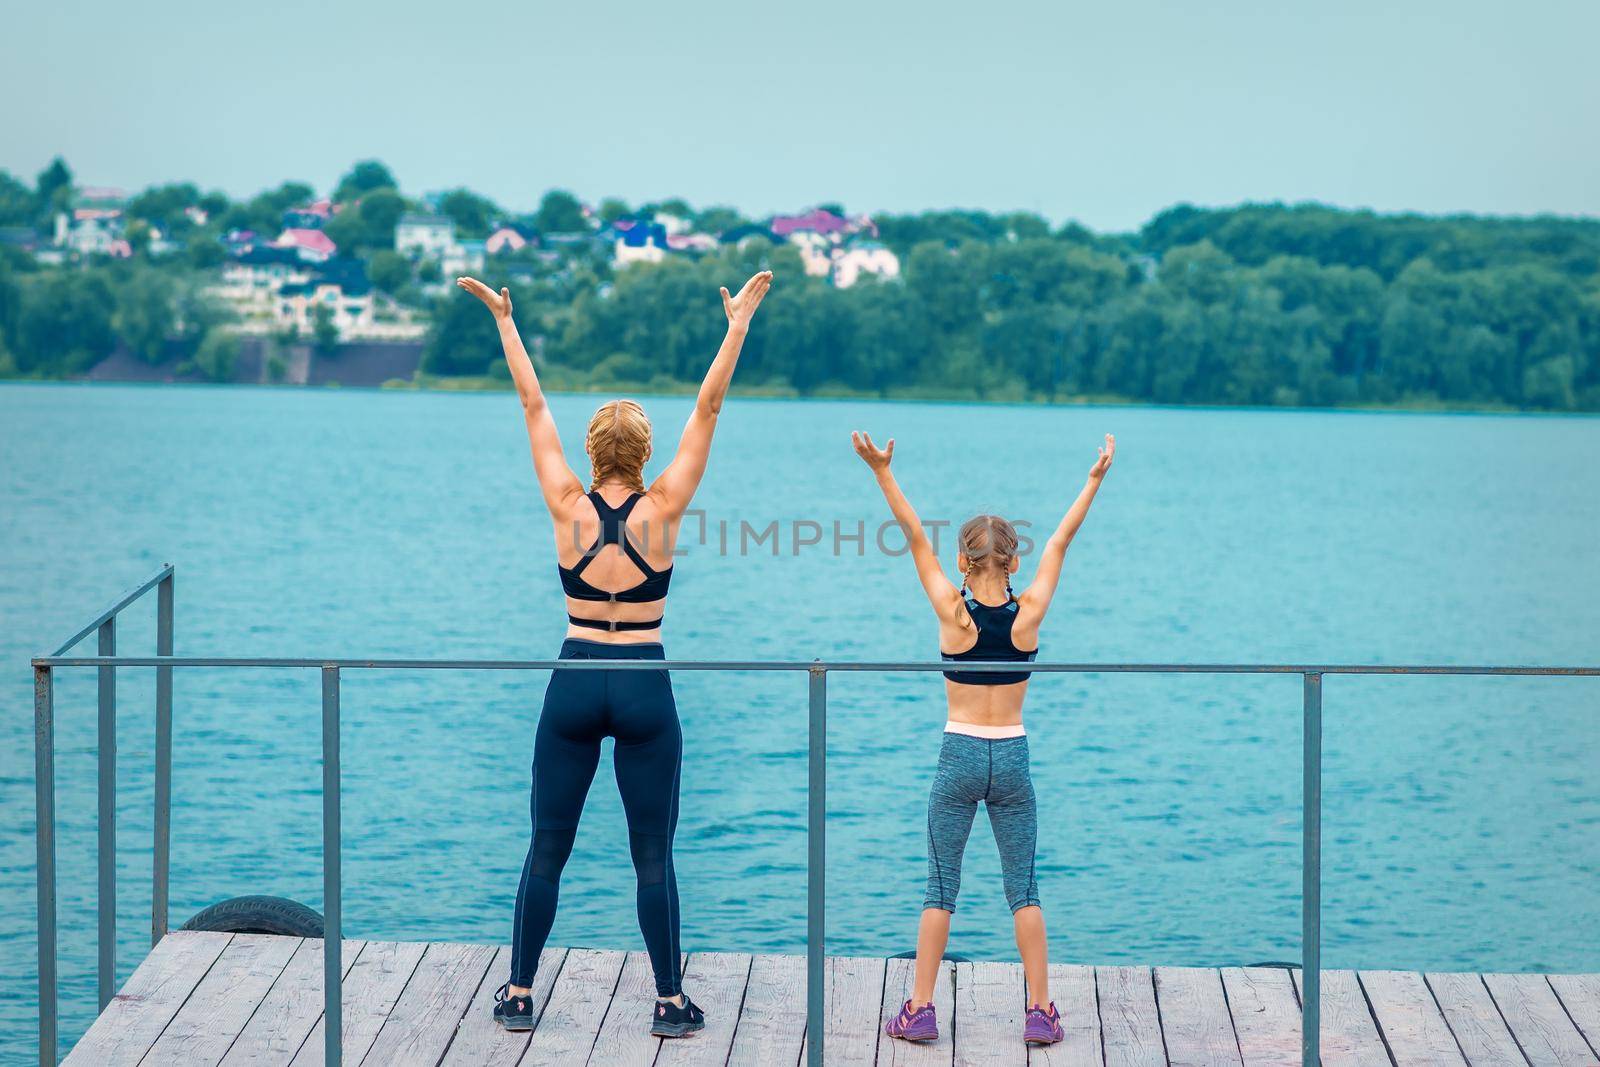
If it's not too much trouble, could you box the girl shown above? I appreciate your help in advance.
[457,269,773,1037]
[852,428,1114,1047]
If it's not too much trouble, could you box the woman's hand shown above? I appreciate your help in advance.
[720,270,773,329]
[457,276,512,321]
[851,430,895,472]
[1089,433,1115,480]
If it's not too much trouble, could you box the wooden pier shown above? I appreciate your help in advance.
[62,931,1600,1065]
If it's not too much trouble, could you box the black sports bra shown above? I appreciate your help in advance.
[558,491,673,632]
[940,595,1037,685]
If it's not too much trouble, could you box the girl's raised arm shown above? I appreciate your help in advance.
[852,432,965,626]
[1018,434,1114,622]
[648,271,774,515]
[457,276,583,515]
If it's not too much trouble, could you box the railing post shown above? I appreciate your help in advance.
[806,663,826,1067]
[153,570,173,946]
[1302,672,1322,1067]
[97,617,117,1010]
[35,666,57,1067]
[322,666,342,1067]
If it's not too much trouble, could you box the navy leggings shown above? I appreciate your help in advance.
[510,639,682,996]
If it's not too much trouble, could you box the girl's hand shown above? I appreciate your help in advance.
[720,270,773,329]
[457,276,512,320]
[1089,433,1115,479]
[851,430,895,471]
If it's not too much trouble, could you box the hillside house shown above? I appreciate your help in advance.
[486,226,529,255]
[441,238,486,277]
[832,241,900,288]
[54,187,131,258]
[612,218,669,268]
[395,213,456,260]
[282,200,334,230]
[274,227,337,263]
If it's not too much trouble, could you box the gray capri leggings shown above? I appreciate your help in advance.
[924,733,1040,913]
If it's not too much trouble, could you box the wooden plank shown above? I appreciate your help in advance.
[1424,972,1527,1067]
[518,947,626,1065]
[1030,964,1100,1067]
[1350,972,1465,1062]
[726,953,807,1067]
[586,951,672,1066]
[875,956,956,1067]
[218,939,362,1067]
[1156,967,1242,1067]
[1358,971,1464,1066]
[1097,966,1165,1067]
[1484,972,1596,1065]
[954,960,1027,1067]
[141,934,302,1066]
[289,939,427,1067]
[656,952,755,1066]
[1545,974,1600,1059]
[440,946,566,1067]
[800,956,888,1067]
[63,931,233,1066]
[1221,968,1301,1067]
[362,941,497,1066]
[1289,969,1389,1067]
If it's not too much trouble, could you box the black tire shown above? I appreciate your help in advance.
[181,895,324,937]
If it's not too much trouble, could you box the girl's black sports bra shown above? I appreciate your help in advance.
[940,595,1037,685]
[558,492,673,632]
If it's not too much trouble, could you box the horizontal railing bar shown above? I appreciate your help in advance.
[28,655,1600,676]
[50,564,174,657]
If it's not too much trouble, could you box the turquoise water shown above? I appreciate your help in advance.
[2,383,1598,1057]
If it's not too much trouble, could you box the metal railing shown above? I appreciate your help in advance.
[29,565,1600,1067]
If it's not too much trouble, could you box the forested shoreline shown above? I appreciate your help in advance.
[489,205,1599,412]
[3,157,1598,411]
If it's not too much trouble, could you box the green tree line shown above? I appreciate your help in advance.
[4,152,1598,410]
[448,205,1600,411]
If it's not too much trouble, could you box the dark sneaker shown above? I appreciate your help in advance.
[651,995,706,1037]
[493,983,535,1031]
[884,999,939,1042]
[1024,1001,1063,1044]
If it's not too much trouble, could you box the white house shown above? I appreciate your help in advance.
[440,238,486,278]
[53,187,130,257]
[613,220,669,268]
[788,231,834,278]
[210,247,424,342]
[832,242,901,288]
[395,213,456,260]
[666,233,718,254]
[211,248,314,322]
[276,280,376,339]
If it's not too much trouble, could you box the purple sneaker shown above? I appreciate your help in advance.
[1024,1001,1063,1045]
[883,999,939,1042]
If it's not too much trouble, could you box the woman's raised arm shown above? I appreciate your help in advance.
[648,271,773,515]
[852,432,965,625]
[457,276,583,515]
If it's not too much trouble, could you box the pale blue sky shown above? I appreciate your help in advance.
[2,0,1596,231]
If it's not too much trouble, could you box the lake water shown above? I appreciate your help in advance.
[2,383,1598,1058]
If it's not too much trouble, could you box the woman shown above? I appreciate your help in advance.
[852,428,1114,1048]
[457,269,773,1037]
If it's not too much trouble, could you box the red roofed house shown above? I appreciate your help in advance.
[54,187,129,257]
[769,208,880,278]
[770,208,854,238]
[275,227,337,263]
[486,226,528,256]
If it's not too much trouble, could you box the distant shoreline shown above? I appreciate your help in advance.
[3,375,1594,419]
